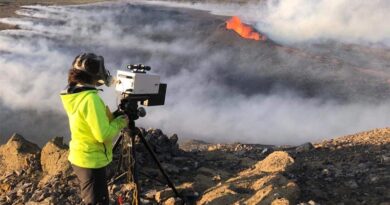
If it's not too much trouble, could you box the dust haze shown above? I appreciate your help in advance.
[0,1,389,145]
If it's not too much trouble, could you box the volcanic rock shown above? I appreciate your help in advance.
[140,129,181,161]
[272,198,291,205]
[197,151,299,205]
[155,188,175,203]
[295,142,314,153]
[292,128,390,204]
[180,139,211,152]
[161,163,180,174]
[0,127,388,204]
[192,173,217,192]
[297,200,321,205]
[255,151,295,173]
[163,197,183,205]
[144,189,157,199]
[28,173,81,205]
[40,137,70,176]
[169,134,179,145]
[0,133,41,174]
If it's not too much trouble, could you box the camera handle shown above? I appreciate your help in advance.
[111,98,181,205]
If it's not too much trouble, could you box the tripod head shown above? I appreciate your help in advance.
[118,96,146,125]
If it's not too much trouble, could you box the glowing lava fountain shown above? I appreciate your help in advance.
[226,16,266,41]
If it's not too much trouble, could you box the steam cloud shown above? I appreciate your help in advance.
[146,0,390,46]
[257,0,390,46]
[0,1,389,145]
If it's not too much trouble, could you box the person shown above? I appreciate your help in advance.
[60,53,128,205]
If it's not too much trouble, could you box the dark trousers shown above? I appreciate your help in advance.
[72,164,110,205]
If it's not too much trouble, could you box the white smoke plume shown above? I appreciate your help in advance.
[144,0,390,46]
[0,2,389,145]
[256,0,390,46]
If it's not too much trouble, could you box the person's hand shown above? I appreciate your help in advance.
[121,114,129,125]
[113,109,124,118]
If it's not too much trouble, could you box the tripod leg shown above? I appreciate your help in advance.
[113,134,123,152]
[137,131,181,198]
[113,129,141,205]
[129,132,140,205]
[113,134,124,174]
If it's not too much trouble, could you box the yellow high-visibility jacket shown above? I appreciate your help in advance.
[60,89,127,168]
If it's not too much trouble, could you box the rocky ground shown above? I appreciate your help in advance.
[0,128,389,205]
[292,129,390,205]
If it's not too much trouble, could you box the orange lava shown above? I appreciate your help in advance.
[226,16,266,41]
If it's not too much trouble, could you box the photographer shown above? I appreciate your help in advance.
[60,53,128,205]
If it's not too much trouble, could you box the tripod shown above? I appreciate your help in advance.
[110,97,180,205]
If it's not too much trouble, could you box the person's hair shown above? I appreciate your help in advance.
[68,69,94,87]
[72,56,101,74]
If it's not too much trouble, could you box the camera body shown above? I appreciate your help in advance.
[116,70,160,95]
[115,64,166,107]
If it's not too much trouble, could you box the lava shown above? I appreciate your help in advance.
[226,16,266,41]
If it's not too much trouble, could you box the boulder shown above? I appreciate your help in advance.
[143,129,180,156]
[40,137,70,176]
[155,188,175,203]
[163,197,183,205]
[169,134,179,145]
[255,151,295,173]
[198,173,300,205]
[196,184,242,205]
[295,142,314,153]
[272,198,290,205]
[161,163,180,174]
[144,189,157,199]
[197,152,299,205]
[245,176,300,204]
[0,134,41,174]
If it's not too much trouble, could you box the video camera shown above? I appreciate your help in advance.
[111,65,180,203]
[115,64,167,107]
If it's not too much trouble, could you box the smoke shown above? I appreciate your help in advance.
[144,0,390,46]
[0,2,389,145]
[257,0,390,46]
